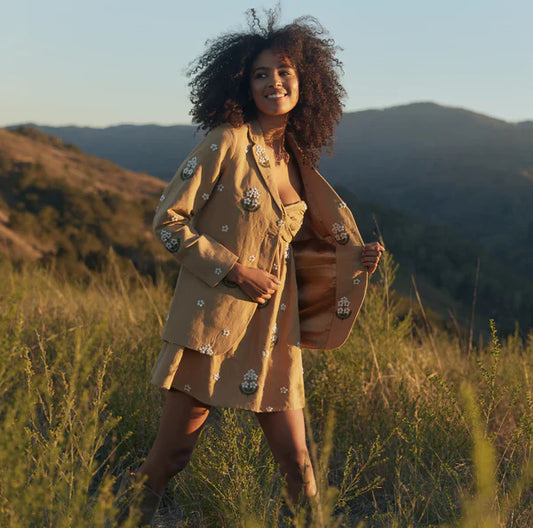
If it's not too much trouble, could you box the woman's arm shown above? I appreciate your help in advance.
[153,125,239,287]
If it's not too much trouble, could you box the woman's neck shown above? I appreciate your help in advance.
[257,114,290,165]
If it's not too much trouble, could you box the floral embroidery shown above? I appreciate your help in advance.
[270,323,278,348]
[296,341,301,348]
[159,193,166,202]
[338,201,347,209]
[213,373,220,381]
[216,184,224,192]
[280,386,289,394]
[221,224,229,232]
[201,192,210,201]
[336,296,352,320]
[332,222,350,245]
[214,268,222,275]
[181,156,198,180]
[266,406,274,412]
[284,244,290,263]
[353,277,361,285]
[222,329,230,336]
[170,214,180,222]
[280,303,287,311]
[184,384,191,392]
[160,229,171,242]
[197,299,205,307]
[276,219,285,227]
[248,255,256,262]
[198,343,214,355]
[240,369,259,395]
[210,143,218,151]
[262,349,270,358]
[241,187,261,212]
[164,238,180,253]
[254,144,270,167]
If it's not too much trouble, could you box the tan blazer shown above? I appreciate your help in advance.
[153,120,368,355]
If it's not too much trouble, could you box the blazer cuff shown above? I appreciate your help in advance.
[179,234,239,287]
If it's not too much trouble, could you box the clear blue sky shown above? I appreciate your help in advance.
[1,0,531,127]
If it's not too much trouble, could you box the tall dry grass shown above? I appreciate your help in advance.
[0,250,532,527]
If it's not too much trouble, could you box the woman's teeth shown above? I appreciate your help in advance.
[267,93,285,99]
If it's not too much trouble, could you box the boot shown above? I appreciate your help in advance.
[114,471,162,527]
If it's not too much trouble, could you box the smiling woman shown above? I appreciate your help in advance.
[112,7,384,527]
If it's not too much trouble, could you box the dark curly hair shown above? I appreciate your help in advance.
[187,8,346,165]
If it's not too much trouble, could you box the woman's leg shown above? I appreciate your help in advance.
[255,409,317,503]
[137,388,211,495]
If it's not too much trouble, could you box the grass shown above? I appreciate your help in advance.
[0,250,532,527]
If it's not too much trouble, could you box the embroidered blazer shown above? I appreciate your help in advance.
[153,120,368,355]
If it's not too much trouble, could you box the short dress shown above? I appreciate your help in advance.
[150,200,308,412]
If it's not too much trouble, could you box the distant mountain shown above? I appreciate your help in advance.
[0,126,170,277]
[4,101,533,334]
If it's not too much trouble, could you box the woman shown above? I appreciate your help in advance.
[118,10,384,526]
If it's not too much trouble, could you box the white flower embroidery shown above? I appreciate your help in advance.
[240,369,259,394]
[216,184,224,192]
[276,219,285,227]
[222,329,230,336]
[254,144,270,167]
[336,296,352,319]
[213,373,220,381]
[280,386,289,394]
[165,238,179,253]
[296,341,301,348]
[270,324,278,347]
[210,143,218,151]
[284,244,290,262]
[160,229,171,242]
[214,268,222,275]
[266,406,274,412]
[273,263,278,271]
[332,222,349,244]
[248,255,256,262]
[221,224,229,232]
[353,277,361,285]
[280,303,287,311]
[201,192,210,200]
[197,299,205,307]
[184,384,191,392]
[338,201,347,209]
[241,187,261,211]
[170,214,180,222]
[198,343,214,355]
[262,349,270,358]
[159,193,166,202]
[182,156,198,178]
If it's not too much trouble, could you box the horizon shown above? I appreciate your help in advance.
[4,101,532,130]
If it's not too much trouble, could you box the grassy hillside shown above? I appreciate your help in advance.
[1,253,532,527]
[0,127,173,278]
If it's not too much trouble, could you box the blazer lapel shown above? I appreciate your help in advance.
[247,120,284,214]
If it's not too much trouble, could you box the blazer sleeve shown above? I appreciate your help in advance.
[153,125,239,287]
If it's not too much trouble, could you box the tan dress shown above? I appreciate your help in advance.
[151,200,308,412]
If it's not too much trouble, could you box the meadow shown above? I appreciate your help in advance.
[1,250,532,527]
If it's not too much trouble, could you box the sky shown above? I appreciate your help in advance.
[1,0,532,127]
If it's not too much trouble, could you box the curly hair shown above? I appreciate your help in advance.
[187,8,346,165]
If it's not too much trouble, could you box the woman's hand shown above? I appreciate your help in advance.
[226,262,281,304]
[362,242,385,274]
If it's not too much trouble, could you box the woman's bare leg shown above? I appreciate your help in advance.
[255,409,317,503]
[137,389,211,495]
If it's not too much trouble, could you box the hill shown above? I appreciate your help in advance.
[0,126,170,277]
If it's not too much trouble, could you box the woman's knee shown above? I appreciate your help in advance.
[278,447,313,478]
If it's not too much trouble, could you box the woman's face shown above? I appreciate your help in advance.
[250,49,299,119]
